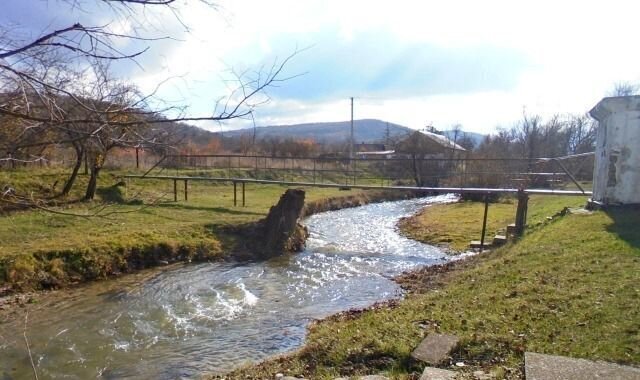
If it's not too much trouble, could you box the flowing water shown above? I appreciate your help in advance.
[0,195,458,379]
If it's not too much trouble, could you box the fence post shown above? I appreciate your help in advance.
[353,159,357,185]
[242,182,246,207]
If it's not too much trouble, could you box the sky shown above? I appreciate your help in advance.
[4,0,640,134]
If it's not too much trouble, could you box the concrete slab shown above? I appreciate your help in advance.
[525,352,640,380]
[470,241,492,249]
[492,235,507,245]
[419,366,457,380]
[359,376,389,380]
[411,334,459,365]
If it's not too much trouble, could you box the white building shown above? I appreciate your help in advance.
[589,96,640,205]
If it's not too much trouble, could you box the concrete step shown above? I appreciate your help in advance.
[493,235,508,245]
[506,223,517,235]
[470,240,492,249]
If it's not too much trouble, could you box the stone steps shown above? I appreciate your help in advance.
[469,226,512,250]
[492,234,507,246]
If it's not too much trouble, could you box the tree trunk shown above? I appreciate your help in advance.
[84,153,103,200]
[84,166,101,200]
[261,188,308,255]
[61,146,84,197]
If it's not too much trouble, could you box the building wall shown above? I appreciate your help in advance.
[589,96,640,204]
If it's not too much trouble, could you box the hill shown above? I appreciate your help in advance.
[154,119,486,149]
[442,130,485,148]
[220,119,414,144]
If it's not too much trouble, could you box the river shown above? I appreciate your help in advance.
[0,194,458,379]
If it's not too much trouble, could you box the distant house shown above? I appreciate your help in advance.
[354,142,386,152]
[393,130,467,186]
[353,142,395,158]
[394,130,467,159]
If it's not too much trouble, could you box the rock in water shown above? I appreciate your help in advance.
[261,189,309,255]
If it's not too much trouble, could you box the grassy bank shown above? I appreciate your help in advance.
[224,199,640,379]
[400,195,587,252]
[0,168,417,291]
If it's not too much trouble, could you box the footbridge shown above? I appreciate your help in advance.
[124,152,593,250]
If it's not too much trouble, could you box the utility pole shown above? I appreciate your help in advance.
[350,97,354,159]
[385,122,390,147]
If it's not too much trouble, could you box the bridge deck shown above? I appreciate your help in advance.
[124,174,591,196]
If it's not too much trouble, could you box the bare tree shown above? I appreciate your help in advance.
[565,114,596,154]
[608,81,640,97]
[1,1,299,207]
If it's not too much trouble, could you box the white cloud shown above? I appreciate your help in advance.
[117,0,640,134]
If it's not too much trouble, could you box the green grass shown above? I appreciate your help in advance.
[0,168,368,289]
[225,202,640,379]
[400,195,588,252]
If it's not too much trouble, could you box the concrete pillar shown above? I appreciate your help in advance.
[589,96,640,205]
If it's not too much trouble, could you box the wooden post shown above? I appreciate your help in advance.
[184,180,188,201]
[480,194,489,252]
[173,179,177,202]
[242,181,246,207]
[515,189,529,236]
[233,181,237,207]
[227,156,231,178]
[135,147,140,169]
[313,159,316,183]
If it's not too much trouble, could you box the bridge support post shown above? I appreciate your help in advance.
[173,179,177,202]
[233,181,237,207]
[515,189,529,236]
[480,194,489,252]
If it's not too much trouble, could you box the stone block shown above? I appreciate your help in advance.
[419,366,457,380]
[492,235,507,245]
[411,333,459,365]
[470,240,491,249]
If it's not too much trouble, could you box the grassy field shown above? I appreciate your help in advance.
[400,195,588,252]
[0,168,374,290]
[225,199,640,379]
